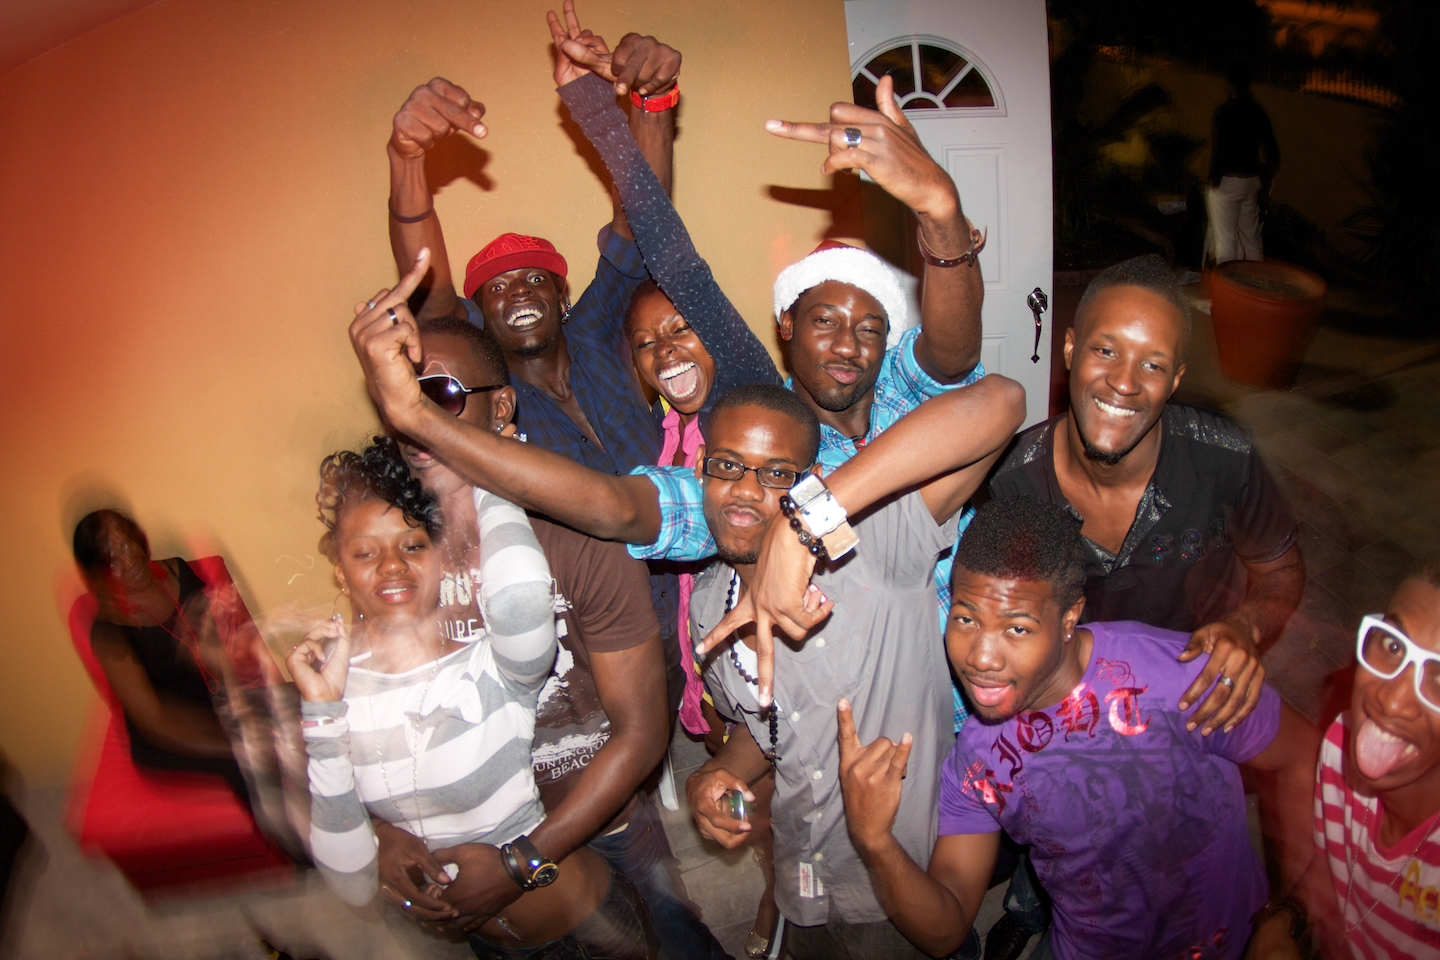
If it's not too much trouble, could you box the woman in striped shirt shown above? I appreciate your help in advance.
[289,444,655,958]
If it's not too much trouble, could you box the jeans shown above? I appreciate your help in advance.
[467,862,657,960]
[589,792,731,960]
[996,843,1050,935]
[787,917,934,960]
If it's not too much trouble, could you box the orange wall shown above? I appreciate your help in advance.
[0,0,853,783]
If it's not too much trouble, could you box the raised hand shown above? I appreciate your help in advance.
[374,819,457,922]
[389,78,487,161]
[764,75,959,222]
[1177,614,1265,736]
[547,0,680,97]
[348,248,431,435]
[697,519,832,708]
[836,698,911,855]
[287,615,351,703]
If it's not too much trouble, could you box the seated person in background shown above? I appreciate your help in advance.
[988,253,1304,738]
[837,495,1318,960]
[1254,560,1440,959]
[291,446,655,958]
[72,509,248,801]
[363,308,724,957]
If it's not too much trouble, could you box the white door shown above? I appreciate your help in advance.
[844,0,1054,427]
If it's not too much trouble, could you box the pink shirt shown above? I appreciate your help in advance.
[1316,715,1440,958]
[660,407,709,736]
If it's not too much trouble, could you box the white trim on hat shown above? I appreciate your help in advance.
[772,245,914,349]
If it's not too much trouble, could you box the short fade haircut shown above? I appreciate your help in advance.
[1410,554,1440,590]
[709,383,821,468]
[1074,254,1192,358]
[953,496,1087,609]
[417,315,510,386]
[73,509,149,574]
[316,436,443,563]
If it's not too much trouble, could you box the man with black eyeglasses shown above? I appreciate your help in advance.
[350,250,1025,954]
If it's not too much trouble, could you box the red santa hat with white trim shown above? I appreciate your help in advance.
[772,241,913,350]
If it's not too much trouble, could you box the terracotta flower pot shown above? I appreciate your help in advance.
[1208,260,1326,389]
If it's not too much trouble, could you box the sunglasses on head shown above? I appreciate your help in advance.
[1356,614,1440,714]
[418,375,507,416]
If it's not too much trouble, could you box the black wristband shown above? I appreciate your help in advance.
[389,202,434,224]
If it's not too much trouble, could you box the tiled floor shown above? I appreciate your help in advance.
[4,285,1434,959]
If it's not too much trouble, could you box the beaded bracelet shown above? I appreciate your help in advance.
[779,495,827,559]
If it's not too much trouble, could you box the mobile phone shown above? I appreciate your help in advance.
[720,789,748,822]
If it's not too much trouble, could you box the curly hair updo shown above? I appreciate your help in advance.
[316,436,444,562]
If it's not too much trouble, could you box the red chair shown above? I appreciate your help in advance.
[65,557,294,900]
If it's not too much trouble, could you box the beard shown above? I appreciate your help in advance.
[1075,418,1144,467]
[717,543,760,567]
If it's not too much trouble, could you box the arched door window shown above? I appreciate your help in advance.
[852,37,1004,116]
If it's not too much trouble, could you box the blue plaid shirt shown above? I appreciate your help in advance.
[626,327,985,726]
[463,225,663,477]
[465,227,676,691]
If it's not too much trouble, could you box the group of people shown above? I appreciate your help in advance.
[69,5,1439,960]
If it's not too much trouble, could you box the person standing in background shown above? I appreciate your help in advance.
[1206,60,1280,265]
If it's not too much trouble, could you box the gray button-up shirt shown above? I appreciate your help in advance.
[694,492,959,926]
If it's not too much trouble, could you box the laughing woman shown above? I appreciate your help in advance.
[290,446,655,958]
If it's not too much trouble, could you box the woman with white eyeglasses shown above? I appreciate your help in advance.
[1247,559,1440,959]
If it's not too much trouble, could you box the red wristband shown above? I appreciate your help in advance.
[630,82,680,113]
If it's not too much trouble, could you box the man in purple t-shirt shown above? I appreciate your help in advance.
[835,496,1318,960]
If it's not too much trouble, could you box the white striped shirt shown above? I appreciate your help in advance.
[303,489,556,905]
[1316,715,1440,958]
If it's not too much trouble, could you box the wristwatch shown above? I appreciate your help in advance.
[788,474,859,559]
[501,835,559,890]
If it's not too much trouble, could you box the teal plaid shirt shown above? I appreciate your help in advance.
[627,327,985,728]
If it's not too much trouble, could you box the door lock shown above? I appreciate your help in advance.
[1027,288,1049,363]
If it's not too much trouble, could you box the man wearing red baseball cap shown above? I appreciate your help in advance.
[384,32,678,480]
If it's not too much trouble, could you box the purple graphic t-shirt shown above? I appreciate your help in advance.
[939,621,1280,960]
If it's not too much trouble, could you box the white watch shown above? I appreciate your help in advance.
[788,474,859,559]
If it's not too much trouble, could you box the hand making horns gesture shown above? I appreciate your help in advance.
[348,248,432,437]
[764,74,961,223]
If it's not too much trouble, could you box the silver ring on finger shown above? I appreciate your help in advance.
[842,127,862,149]
[366,299,377,310]
[1218,675,1235,690]
[403,899,412,909]
[387,307,399,325]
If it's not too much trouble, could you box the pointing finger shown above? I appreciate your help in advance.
[836,698,860,760]
[764,118,831,144]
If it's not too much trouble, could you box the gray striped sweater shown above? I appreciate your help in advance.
[302,488,556,905]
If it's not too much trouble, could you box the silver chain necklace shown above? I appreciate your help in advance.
[1343,799,1440,933]
[366,637,445,840]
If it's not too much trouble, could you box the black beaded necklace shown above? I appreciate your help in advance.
[725,569,780,763]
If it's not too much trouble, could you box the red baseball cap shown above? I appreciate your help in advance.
[463,233,568,299]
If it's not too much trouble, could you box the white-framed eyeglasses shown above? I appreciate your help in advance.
[1356,614,1440,714]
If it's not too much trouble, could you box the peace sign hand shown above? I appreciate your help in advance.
[547,0,680,97]
[836,698,912,856]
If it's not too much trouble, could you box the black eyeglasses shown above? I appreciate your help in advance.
[701,457,809,489]
[418,375,507,416]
